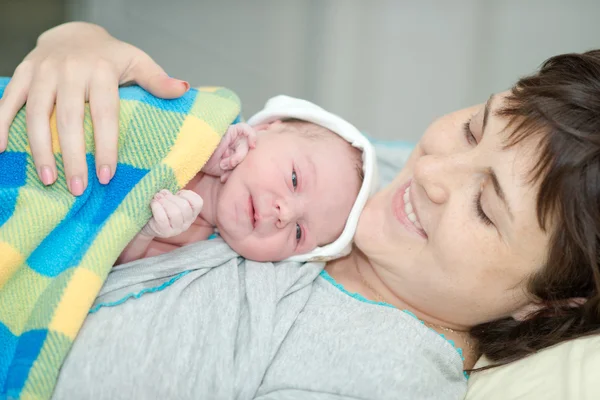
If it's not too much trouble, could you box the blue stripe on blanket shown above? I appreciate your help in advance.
[4,329,48,397]
[28,155,149,277]
[120,85,196,113]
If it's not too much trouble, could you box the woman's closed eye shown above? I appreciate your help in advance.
[295,223,302,242]
[473,191,493,226]
[463,118,477,145]
[464,117,494,226]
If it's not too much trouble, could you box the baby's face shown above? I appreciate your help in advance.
[214,125,361,261]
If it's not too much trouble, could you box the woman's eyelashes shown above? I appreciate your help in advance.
[463,118,477,145]
[463,116,494,227]
[473,191,493,226]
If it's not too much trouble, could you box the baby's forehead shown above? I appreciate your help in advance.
[309,144,363,245]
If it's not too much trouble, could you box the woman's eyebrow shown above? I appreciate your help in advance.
[489,167,514,222]
[481,94,514,222]
[481,94,495,138]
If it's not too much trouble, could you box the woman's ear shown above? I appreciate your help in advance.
[512,297,588,321]
[512,303,545,321]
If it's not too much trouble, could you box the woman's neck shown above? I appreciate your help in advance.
[325,250,479,369]
[184,172,221,226]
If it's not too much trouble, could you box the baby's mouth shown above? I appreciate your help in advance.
[249,196,257,228]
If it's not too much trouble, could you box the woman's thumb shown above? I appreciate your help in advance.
[128,54,189,99]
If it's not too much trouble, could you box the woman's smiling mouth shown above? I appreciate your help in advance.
[393,180,428,238]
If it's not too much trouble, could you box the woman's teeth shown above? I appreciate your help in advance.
[403,186,423,230]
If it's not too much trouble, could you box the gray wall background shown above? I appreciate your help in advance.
[3,0,600,141]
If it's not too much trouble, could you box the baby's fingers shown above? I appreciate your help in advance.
[236,122,257,148]
[247,133,257,149]
[230,150,247,168]
[227,143,250,169]
[176,190,204,217]
[220,170,232,183]
[142,198,169,237]
[157,190,184,230]
[150,198,169,226]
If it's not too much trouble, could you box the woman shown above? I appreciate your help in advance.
[2,22,600,399]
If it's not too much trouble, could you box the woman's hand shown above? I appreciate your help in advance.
[0,22,190,195]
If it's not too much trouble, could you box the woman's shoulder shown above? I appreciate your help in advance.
[314,271,468,370]
[256,271,468,399]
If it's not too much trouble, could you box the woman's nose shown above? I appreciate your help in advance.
[275,197,300,228]
[413,153,471,204]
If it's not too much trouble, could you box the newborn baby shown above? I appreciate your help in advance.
[118,96,377,263]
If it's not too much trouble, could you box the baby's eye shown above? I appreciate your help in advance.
[295,223,302,242]
[292,170,298,189]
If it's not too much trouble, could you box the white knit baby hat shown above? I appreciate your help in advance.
[247,95,378,263]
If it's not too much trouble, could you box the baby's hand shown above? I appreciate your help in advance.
[202,123,257,181]
[141,190,204,238]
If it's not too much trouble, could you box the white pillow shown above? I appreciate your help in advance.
[466,335,600,399]
[369,138,600,400]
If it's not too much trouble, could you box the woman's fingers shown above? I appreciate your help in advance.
[126,52,189,99]
[0,62,33,152]
[89,62,119,185]
[25,69,58,186]
[56,70,87,196]
[3,22,191,192]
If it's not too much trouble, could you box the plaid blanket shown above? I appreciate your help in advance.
[0,78,241,399]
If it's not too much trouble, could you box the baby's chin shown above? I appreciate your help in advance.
[234,247,287,263]
[220,236,289,262]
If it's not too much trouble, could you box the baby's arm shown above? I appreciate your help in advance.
[116,190,204,265]
[117,231,155,265]
[202,123,257,181]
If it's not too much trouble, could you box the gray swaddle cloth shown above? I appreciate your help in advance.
[52,240,466,400]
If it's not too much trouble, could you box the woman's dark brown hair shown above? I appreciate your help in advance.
[470,50,600,367]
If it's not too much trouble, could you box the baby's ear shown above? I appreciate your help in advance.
[253,120,283,132]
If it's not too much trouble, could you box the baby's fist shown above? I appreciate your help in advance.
[219,123,257,170]
[141,190,204,238]
[202,123,257,180]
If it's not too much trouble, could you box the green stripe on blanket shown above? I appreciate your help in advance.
[0,78,241,399]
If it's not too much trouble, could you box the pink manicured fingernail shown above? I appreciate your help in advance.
[70,176,84,196]
[98,165,111,185]
[40,166,54,186]
[176,79,190,91]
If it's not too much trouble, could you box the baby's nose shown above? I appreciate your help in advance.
[275,198,301,228]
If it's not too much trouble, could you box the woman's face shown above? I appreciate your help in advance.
[355,91,551,328]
